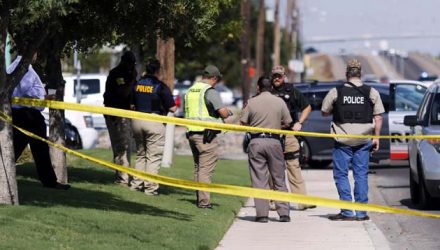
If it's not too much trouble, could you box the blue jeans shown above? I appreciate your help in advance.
[333,141,371,218]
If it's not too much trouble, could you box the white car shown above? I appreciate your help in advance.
[42,109,98,149]
[63,74,107,129]
[405,81,440,208]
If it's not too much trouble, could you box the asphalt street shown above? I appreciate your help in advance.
[369,165,440,250]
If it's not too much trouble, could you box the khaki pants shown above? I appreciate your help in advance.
[131,120,165,193]
[188,133,218,206]
[105,115,132,184]
[248,138,290,217]
[284,134,307,196]
[269,134,309,208]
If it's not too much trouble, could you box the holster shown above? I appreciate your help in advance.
[243,132,251,153]
[203,129,220,144]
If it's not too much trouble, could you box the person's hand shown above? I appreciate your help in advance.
[371,138,380,152]
[292,122,302,131]
[45,94,56,100]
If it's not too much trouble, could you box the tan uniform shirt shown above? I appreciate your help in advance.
[240,92,292,129]
[321,79,385,146]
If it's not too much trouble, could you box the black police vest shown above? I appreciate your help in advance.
[272,83,298,122]
[134,77,163,114]
[333,85,373,123]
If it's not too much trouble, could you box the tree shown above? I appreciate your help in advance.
[255,0,265,79]
[0,0,61,204]
[240,0,251,102]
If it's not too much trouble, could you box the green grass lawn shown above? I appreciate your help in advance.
[0,149,250,250]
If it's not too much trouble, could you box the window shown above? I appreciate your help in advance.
[393,84,426,112]
[417,92,432,125]
[73,79,101,96]
[430,93,440,125]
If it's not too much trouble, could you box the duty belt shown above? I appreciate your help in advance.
[249,133,281,140]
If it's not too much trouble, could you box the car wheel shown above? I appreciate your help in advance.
[300,138,331,169]
[409,168,420,204]
[417,162,433,210]
[65,124,82,150]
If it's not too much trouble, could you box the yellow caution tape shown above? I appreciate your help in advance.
[12,98,440,140]
[1,109,440,219]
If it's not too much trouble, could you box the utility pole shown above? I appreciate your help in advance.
[240,0,251,103]
[273,0,281,67]
[73,48,82,103]
[255,0,265,78]
[156,38,175,168]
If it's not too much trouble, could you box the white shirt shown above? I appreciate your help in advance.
[9,56,46,110]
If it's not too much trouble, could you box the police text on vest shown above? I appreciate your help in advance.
[343,96,364,104]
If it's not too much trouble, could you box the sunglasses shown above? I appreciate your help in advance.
[272,74,284,79]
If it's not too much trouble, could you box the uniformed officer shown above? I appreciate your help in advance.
[270,65,315,210]
[130,59,177,195]
[184,65,232,208]
[321,59,384,221]
[103,51,137,186]
[240,76,292,223]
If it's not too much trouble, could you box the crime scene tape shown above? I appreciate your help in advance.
[12,97,440,140]
[1,109,440,219]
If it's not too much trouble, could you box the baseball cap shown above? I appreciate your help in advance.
[346,59,361,70]
[271,65,285,75]
[204,65,222,78]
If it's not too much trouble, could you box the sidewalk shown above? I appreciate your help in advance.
[217,170,390,250]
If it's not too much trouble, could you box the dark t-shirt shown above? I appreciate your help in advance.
[103,64,137,109]
[273,83,309,111]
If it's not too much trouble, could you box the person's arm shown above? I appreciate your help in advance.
[293,105,311,131]
[217,107,232,119]
[372,114,383,152]
[321,88,336,117]
[168,105,177,113]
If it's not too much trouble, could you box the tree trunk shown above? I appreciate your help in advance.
[255,0,265,78]
[45,44,67,184]
[0,95,18,205]
[0,18,16,204]
[240,0,251,103]
[273,0,281,67]
[156,38,175,90]
[132,43,145,78]
[156,37,175,168]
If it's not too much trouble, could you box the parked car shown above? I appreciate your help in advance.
[42,110,98,149]
[63,74,107,129]
[294,80,429,168]
[404,81,440,208]
[173,80,192,118]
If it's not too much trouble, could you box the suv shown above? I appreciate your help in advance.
[295,80,429,168]
[404,81,440,208]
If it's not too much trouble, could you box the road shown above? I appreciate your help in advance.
[369,165,440,249]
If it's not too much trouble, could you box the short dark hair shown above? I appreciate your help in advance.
[257,76,272,92]
[121,51,136,64]
[146,58,160,74]
[346,59,361,78]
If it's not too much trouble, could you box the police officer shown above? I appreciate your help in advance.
[130,59,176,195]
[321,59,384,221]
[270,65,315,210]
[185,65,232,208]
[103,51,137,186]
[240,76,292,223]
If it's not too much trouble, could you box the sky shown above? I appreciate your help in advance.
[267,0,440,55]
